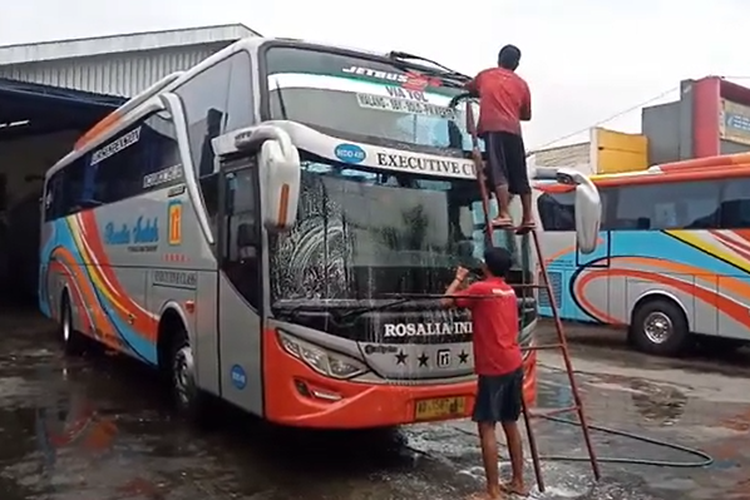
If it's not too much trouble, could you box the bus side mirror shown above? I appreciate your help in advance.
[259,139,301,233]
[213,125,302,234]
[556,168,601,254]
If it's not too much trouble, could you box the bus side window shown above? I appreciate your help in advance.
[537,192,575,231]
[44,173,63,221]
[174,50,254,222]
[613,181,720,230]
[720,177,750,229]
[60,160,86,216]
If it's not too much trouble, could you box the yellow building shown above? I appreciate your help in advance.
[532,127,648,175]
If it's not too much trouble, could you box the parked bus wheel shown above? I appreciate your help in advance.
[168,327,206,422]
[59,293,86,355]
[630,298,691,357]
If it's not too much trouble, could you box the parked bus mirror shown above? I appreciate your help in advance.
[258,138,301,233]
[213,125,301,233]
[555,168,601,254]
[573,180,601,255]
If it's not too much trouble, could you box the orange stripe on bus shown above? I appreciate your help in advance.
[594,163,750,187]
[535,183,575,194]
[658,152,750,171]
[74,111,122,151]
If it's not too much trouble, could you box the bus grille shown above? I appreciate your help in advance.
[538,270,562,309]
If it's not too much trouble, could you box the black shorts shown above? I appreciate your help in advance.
[472,368,524,424]
[482,131,530,195]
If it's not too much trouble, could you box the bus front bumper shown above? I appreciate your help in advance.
[262,328,538,429]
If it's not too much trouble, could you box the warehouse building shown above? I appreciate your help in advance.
[0,23,260,302]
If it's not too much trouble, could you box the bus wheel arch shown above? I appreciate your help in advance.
[156,306,205,421]
[629,293,691,357]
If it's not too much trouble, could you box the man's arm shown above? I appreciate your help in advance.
[464,70,483,97]
[440,266,471,308]
[520,81,531,121]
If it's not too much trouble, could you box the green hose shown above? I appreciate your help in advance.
[449,414,714,468]
[531,414,713,467]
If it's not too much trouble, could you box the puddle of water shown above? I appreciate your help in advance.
[457,462,668,500]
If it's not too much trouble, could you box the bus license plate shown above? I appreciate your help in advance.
[414,397,466,421]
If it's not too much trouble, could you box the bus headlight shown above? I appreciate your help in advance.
[277,330,368,379]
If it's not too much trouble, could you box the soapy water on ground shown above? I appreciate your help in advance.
[1,311,750,499]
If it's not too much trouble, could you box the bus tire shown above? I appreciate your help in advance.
[59,293,86,355]
[631,298,691,356]
[168,325,206,422]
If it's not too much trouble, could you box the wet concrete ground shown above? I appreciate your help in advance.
[1,308,750,500]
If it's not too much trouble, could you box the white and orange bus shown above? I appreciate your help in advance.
[40,36,601,428]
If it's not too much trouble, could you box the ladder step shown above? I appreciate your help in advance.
[477,223,538,235]
[530,405,580,418]
[521,342,563,352]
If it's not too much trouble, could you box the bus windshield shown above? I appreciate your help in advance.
[269,160,520,303]
[263,46,478,153]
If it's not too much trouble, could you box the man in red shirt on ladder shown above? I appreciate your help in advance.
[442,247,529,499]
[465,44,533,229]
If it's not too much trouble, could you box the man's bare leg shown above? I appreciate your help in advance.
[492,185,512,227]
[519,192,535,228]
[469,422,503,499]
[500,421,529,496]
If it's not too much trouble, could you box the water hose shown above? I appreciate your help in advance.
[448,414,713,468]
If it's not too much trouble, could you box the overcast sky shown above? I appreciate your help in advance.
[2,0,749,149]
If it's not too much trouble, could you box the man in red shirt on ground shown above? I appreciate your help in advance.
[466,44,533,229]
[442,247,528,499]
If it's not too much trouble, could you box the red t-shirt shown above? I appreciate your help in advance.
[468,68,531,136]
[454,277,523,376]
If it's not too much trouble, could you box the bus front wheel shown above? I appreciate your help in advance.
[168,327,205,422]
[630,299,691,357]
[59,293,86,355]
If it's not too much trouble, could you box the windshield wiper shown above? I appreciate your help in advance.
[275,79,289,120]
[387,51,471,84]
[387,51,470,79]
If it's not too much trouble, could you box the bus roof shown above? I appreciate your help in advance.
[49,36,460,178]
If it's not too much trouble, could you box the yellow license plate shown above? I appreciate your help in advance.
[414,397,467,421]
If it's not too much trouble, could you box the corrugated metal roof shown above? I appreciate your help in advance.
[0,24,261,97]
[0,23,261,66]
[0,44,225,97]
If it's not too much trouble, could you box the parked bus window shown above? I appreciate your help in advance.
[92,114,180,205]
[224,52,254,133]
[538,189,612,232]
[176,52,254,179]
[60,160,86,216]
[720,177,750,228]
[537,191,575,231]
[610,180,720,230]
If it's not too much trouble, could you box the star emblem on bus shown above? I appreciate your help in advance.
[458,350,469,364]
[418,353,429,367]
[395,350,408,365]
